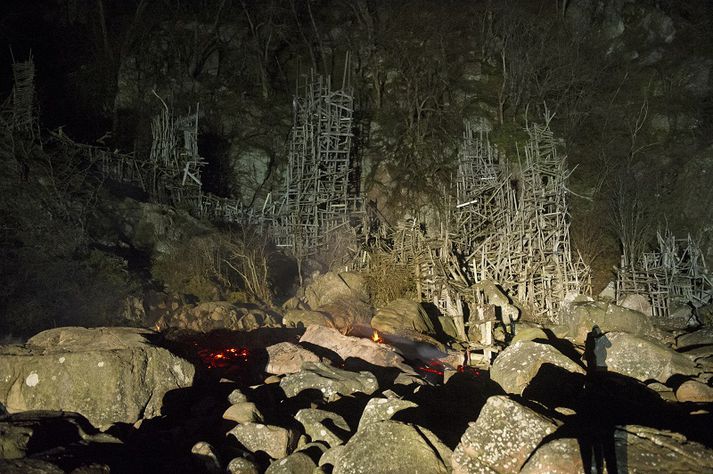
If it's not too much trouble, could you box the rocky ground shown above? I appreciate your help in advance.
[1,279,713,473]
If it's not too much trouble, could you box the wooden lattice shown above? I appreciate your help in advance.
[455,116,590,323]
[617,230,713,320]
[273,71,361,257]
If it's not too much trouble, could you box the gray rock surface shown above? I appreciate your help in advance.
[675,379,713,402]
[564,301,658,344]
[295,408,351,447]
[226,456,260,474]
[522,425,713,473]
[490,341,585,395]
[222,402,264,424]
[282,310,335,330]
[451,396,559,473]
[520,438,584,474]
[357,397,418,430]
[227,423,295,460]
[299,325,413,373]
[371,299,435,335]
[595,332,699,383]
[0,327,195,430]
[301,272,372,331]
[265,452,317,474]
[279,362,378,401]
[676,327,713,349]
[265,342,321,375]
[333,420,451,474]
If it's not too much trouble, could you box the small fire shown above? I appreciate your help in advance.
[197,346,249,369]
[416,359,481,378]
[371,330,384,344]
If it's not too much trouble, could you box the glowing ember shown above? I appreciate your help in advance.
[371,330,384,344]
[416,359,481,378]
[197,346,249,369]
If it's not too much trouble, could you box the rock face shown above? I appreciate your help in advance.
[451,396,559,473]
[265,342,321,375]
[675,379,713,402]
[522,425,713,473]
[282,309,335,329]
[294,408,351,447]
[520,438,584,474]
[333,420,451,474]
[357,397,417,430]
[490,341,585,395]
[279,362,379,401]
[299,325,412,373]
[676,327,713,349]
[0,327,195,430]
[157,301,280,332]
[594,332,699,383]
[300,272,373,331]
[565,301,656,344]
[265,452,316,474]
[371,299,435,335]
[227,423,295,460]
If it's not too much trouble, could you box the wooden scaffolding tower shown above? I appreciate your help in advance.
[457,118,590,322]
[617,230,713,320]
[274,70,359,257]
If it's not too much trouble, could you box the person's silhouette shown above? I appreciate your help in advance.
[579,325,618,473]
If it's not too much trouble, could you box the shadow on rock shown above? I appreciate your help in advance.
[393,371,504,448]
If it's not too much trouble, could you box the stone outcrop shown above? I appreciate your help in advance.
[357,397,418,430]
[299,325,413,373]
[594,332,699,383]
[299,272,373,331]
[371,299,435,335]
[227,423,295,460]
[279,362,379,401]
[522,425,713,473]
[0,327,195,430]
[564,301,657,344]
[490,340,585,395]
[294,408,351,447]
[333,420,451,474]
[452,396,559,473]
[264,342,321,375]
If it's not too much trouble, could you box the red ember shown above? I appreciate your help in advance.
[197,346,250,369]
[416,359,481,378]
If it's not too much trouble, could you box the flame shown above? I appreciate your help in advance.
[371,330,384,343]
[197,346,250,369]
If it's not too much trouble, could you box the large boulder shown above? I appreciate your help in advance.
[565,301,660,344]
[333,420,451,474]
[520,438,584,474]
[282,309,335,330]
[265,342,321,375]
[279,362,379,401]
[676,327,713,350]
[157,302,280,333]
[490,341,585,395]
[675,379,713,403]
[357,397,418,430]
[0,411,118,460]
[294,408,351,447]
[451,396,559,473]
[371,299,435,336]
[522,425,713,473]
[299,325,413,373]
[0,327,195,430]
[227,423,295,460]
[301,272,372,331]
[594,332,699,383]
